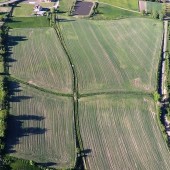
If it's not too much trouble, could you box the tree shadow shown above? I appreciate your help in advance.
[57,10,67,14]
[57,18,75,22]
[5,34,28,68]
[5,80,47,154]
[37,162,57,167]
[81,149,92,156]
[5,114,46,154]
[8,81,21,94]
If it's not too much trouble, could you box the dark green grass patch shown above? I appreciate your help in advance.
[92,3,140,20]
[6,17,50,28]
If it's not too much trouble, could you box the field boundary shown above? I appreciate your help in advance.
[53,22,86,169]
[9,76,72,97]
[79,91,152,98]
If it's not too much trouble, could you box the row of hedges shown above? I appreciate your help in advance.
[0,25,8,152]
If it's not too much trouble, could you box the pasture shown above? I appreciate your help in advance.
[93,3,140,20]
[79,95,170,170]
[8,27,73,94]
[98,0,138,11]
[60,18,163,94]
[7,17,50,28]
[6,82,75,168]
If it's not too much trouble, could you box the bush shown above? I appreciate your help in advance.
[152,10,159,19]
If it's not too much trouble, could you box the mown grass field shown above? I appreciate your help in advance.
[60,18,162,94]
[93,3,140,20]
[9,27,72,94]
[6,83,75,169]
[7,17,50,28]
[79,95,170,170]
[98,0,138,11]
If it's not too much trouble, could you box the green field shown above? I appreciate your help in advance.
[60,18,162,94]
[12,4,34,17]
[7,17,50,28]
[9,27,73,94]
[93,3,140,20]
[6,83,75,169]
[79,95,170,170]
[59,0,75,13]
[99,0,138,11]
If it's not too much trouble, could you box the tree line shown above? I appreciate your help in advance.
[0,25,8,151]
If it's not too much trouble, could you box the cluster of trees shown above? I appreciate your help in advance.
[0,25,8,151]
[142,10,164,20]
[142,8,165,20]
[144,0,166,2]
[47,8,56,27]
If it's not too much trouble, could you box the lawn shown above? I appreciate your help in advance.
[93,3,140,20]
[12,3,54,17]
[5,82,75,169]
[98,0,138,11]
[79,95,170,170]
[60,18,163,94]
[8,27,73,94]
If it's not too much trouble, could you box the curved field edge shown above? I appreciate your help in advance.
[78,95,170,170]
[5,83,76,169]
[59,18,163,94]
[8,27,73,94]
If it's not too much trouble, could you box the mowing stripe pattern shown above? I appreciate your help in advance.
[6,83,76,168]
[60,18,163,94]
[79,95,170,170]
[8,28,73,94]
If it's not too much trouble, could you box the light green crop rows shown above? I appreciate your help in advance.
[79,95,170,170]
[60,18,163,94]
[6,83,75,169]
[9,28,72,94]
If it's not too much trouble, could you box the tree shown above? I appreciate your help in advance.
[152,10,159,19]
[153,91,160,102]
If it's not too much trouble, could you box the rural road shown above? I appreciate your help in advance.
[162,20,168,97]
[161,21,170,139]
